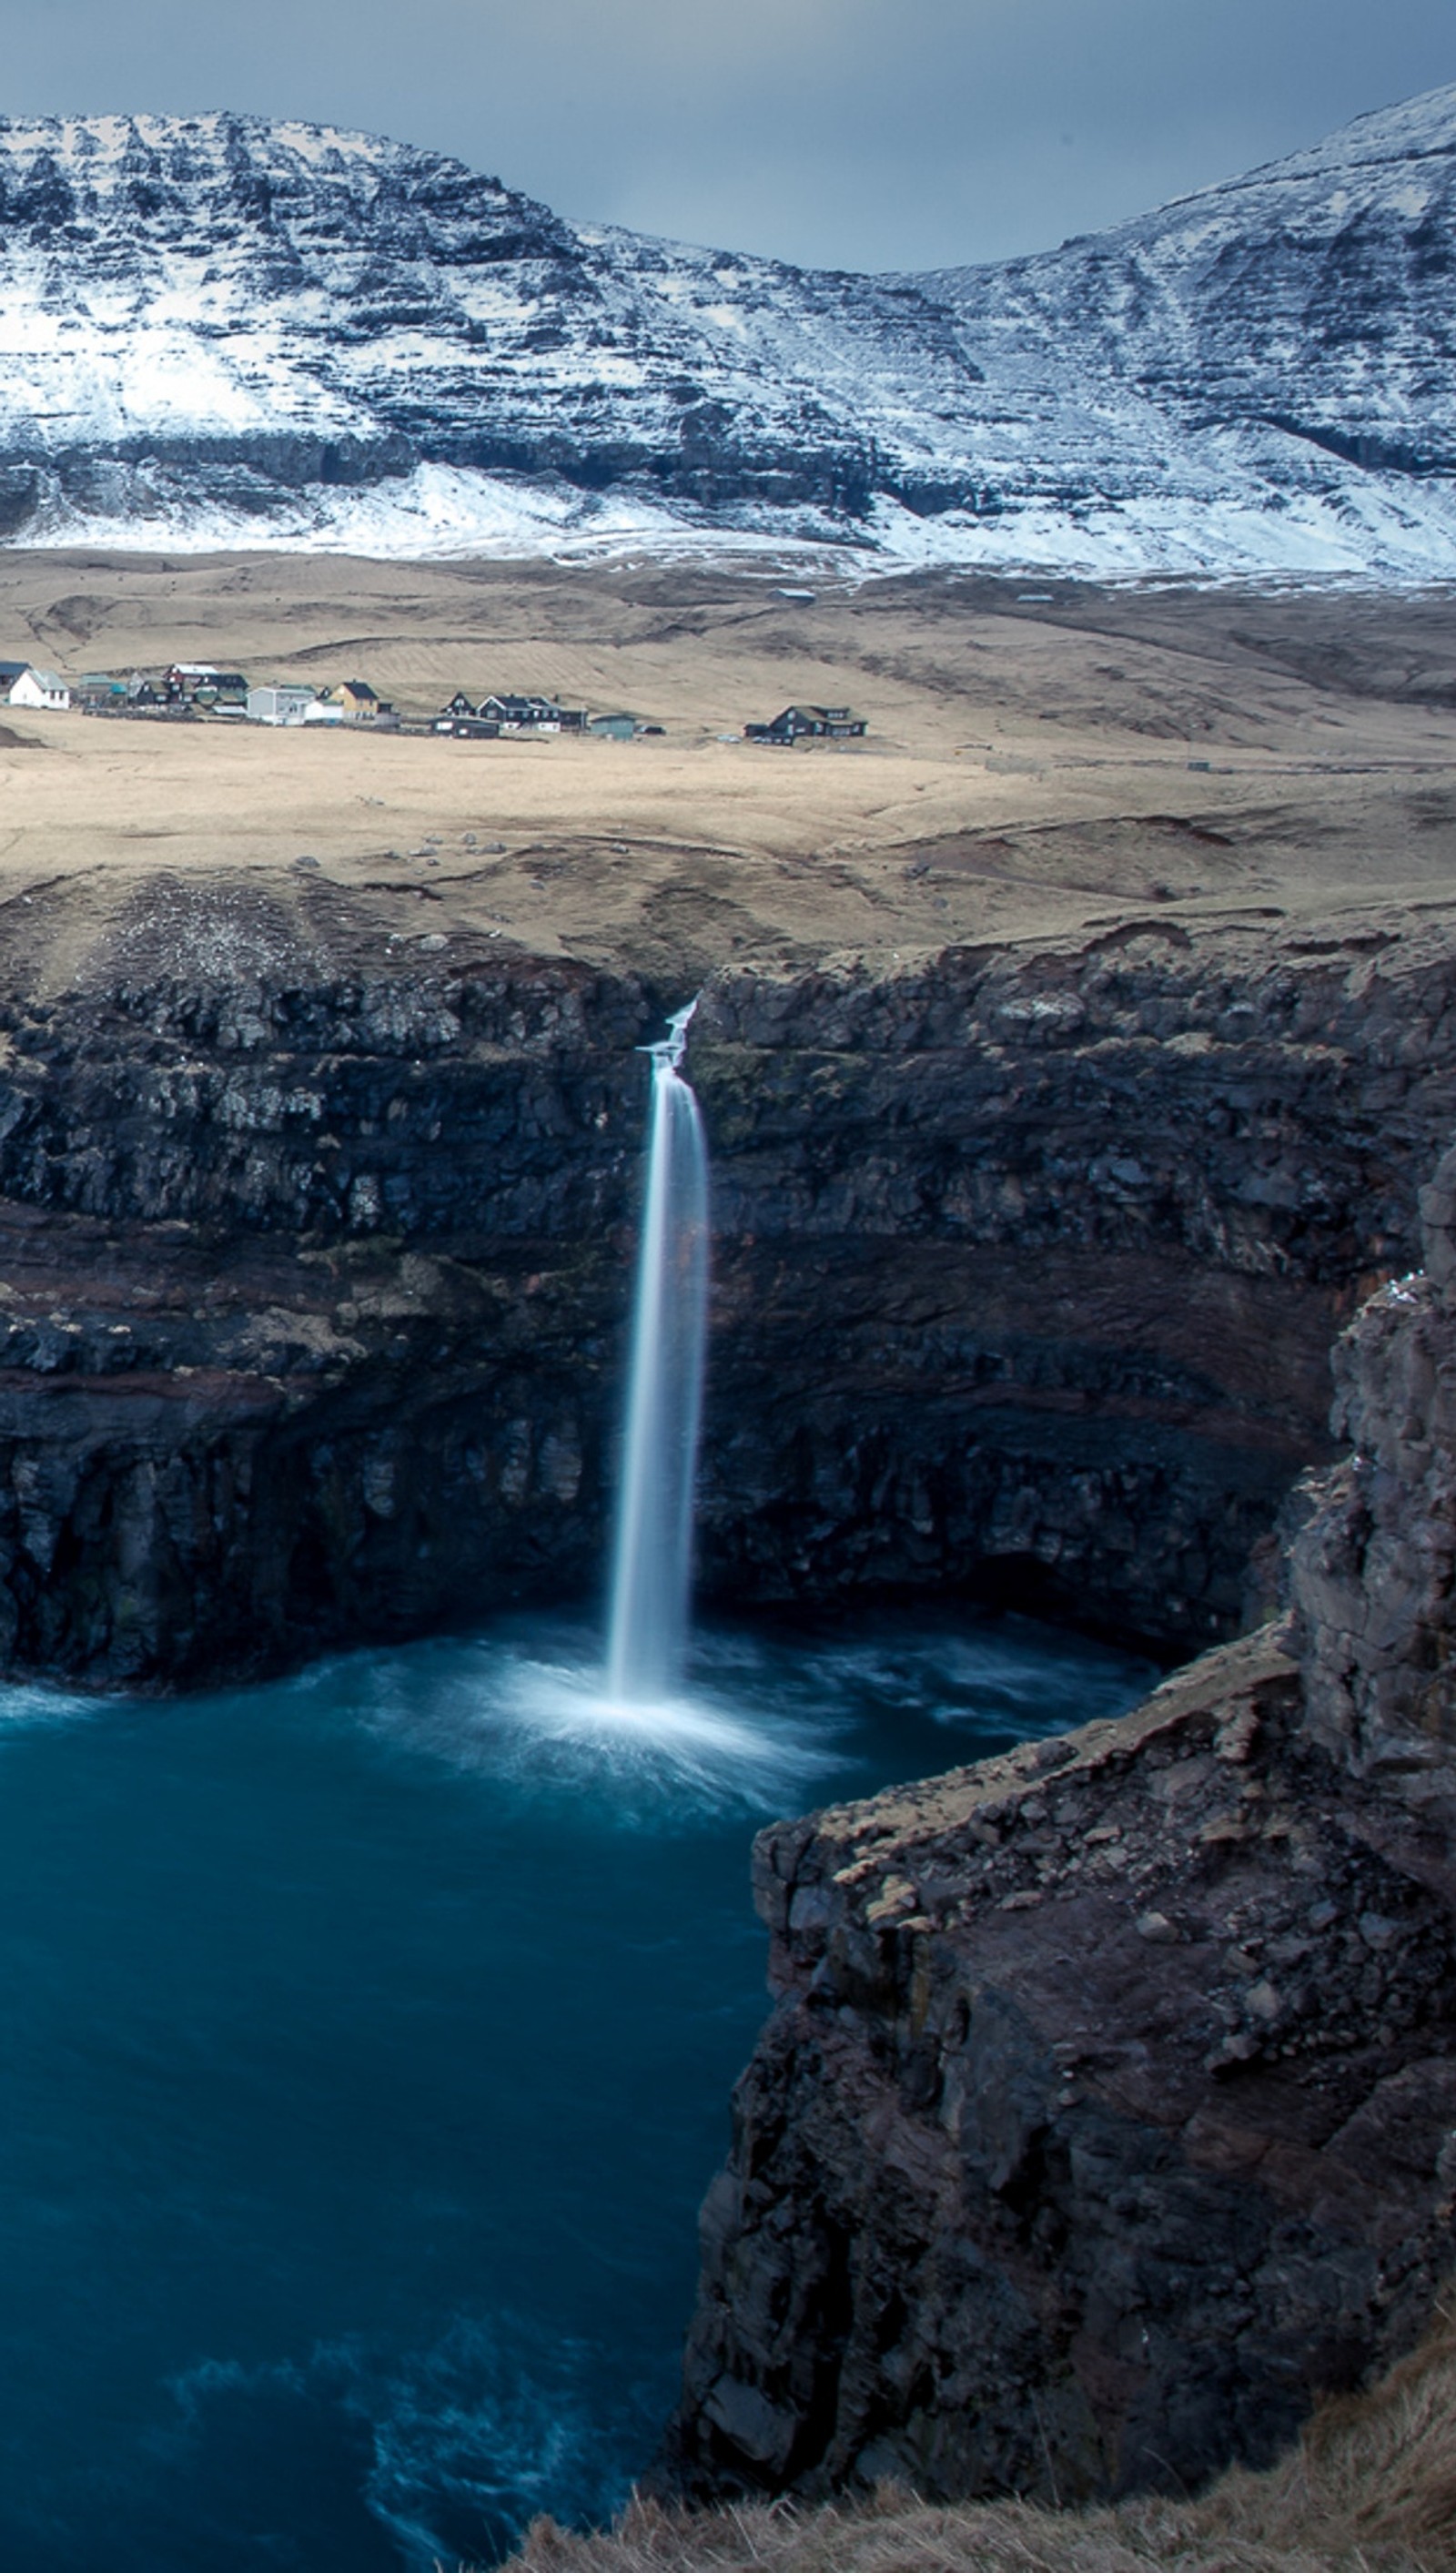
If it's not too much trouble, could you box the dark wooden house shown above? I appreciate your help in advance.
[478,694,563,733]
[165,664,249,712]
[744,704,866,744]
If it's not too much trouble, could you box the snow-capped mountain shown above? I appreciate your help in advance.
[0,92,1451,577]
[915,83,1456,572]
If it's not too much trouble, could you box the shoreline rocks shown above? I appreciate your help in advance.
[661,1159,1456,2508]
[662,1626,1456,2502]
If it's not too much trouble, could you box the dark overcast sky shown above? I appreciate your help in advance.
[1,0,1451,270]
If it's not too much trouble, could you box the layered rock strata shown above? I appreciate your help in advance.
[1,876,1455,1683]
[1289,1138,1456,1783]
[691,914,1456,1648]
[1,92,1455,577]
[663,1170,1456,2507]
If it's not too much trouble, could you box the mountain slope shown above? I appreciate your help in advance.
[923,83,1456,482]
[0,113,976,532]
[0,96,1452,575]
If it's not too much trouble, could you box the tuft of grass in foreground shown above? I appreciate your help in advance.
[503,2304,1456,2573]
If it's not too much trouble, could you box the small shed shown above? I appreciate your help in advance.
[586,712,640,740]
[76,673,128,711]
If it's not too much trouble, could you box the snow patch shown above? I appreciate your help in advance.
[0,93,1451,582]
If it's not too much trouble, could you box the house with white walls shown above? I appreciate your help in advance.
[247,684,318,726]
[7,668,70,712]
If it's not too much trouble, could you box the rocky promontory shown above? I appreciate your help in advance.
[662,1159,1456,2507]
[0,870,1454,1683]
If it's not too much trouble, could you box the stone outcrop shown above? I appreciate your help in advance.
[1288,1139,1456,1787]
[1,876,1456,1684]
[663,1631,1456,2502]
[692,914,1456,1650]
[662,1160,1456,2509]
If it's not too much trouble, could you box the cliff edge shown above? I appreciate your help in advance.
[663,1153,1456,2505]
[5,888,1455,1687]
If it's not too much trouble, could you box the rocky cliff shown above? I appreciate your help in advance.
[0,877,1455,1686]
[1289,1140,1456,1785]
[662,1169,1456,2507]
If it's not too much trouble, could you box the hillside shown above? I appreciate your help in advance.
[0,94,1452,573]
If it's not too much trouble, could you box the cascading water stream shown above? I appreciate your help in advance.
[605,1002,710,1706]
[0,982,1160,2572]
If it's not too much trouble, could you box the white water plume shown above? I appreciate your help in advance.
[604,1003,710,1708]
[341,1619,834,1819]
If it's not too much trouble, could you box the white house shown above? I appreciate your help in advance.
[7,667,69,712]
[247,684,318,727]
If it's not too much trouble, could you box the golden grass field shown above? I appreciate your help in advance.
[0,552,1452,2563]
[0,551,1452,978]
[510,2304,1456,2573]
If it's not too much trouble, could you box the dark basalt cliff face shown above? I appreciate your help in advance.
[663,1635,1456,2503]
[1289,1146,1456,1787]
[690,917,1456,1649]
[0,879,1455,1686]
[662,1162,1456,2511]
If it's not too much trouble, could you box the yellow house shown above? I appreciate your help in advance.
[318,679,385,721]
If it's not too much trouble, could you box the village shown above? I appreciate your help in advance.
[0,656,866,746]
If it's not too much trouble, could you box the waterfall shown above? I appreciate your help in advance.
[605,1002,710,1706]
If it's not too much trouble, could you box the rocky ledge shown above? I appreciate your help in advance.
[662,1151,1456,2506]
[1,873,1455,1686]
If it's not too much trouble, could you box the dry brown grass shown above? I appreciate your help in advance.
[503,2306,1456,2573]
[4,552,1456,983]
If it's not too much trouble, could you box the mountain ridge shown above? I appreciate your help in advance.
[0,92,1451,575]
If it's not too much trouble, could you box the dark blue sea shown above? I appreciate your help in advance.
[0,1607,1152,2571]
